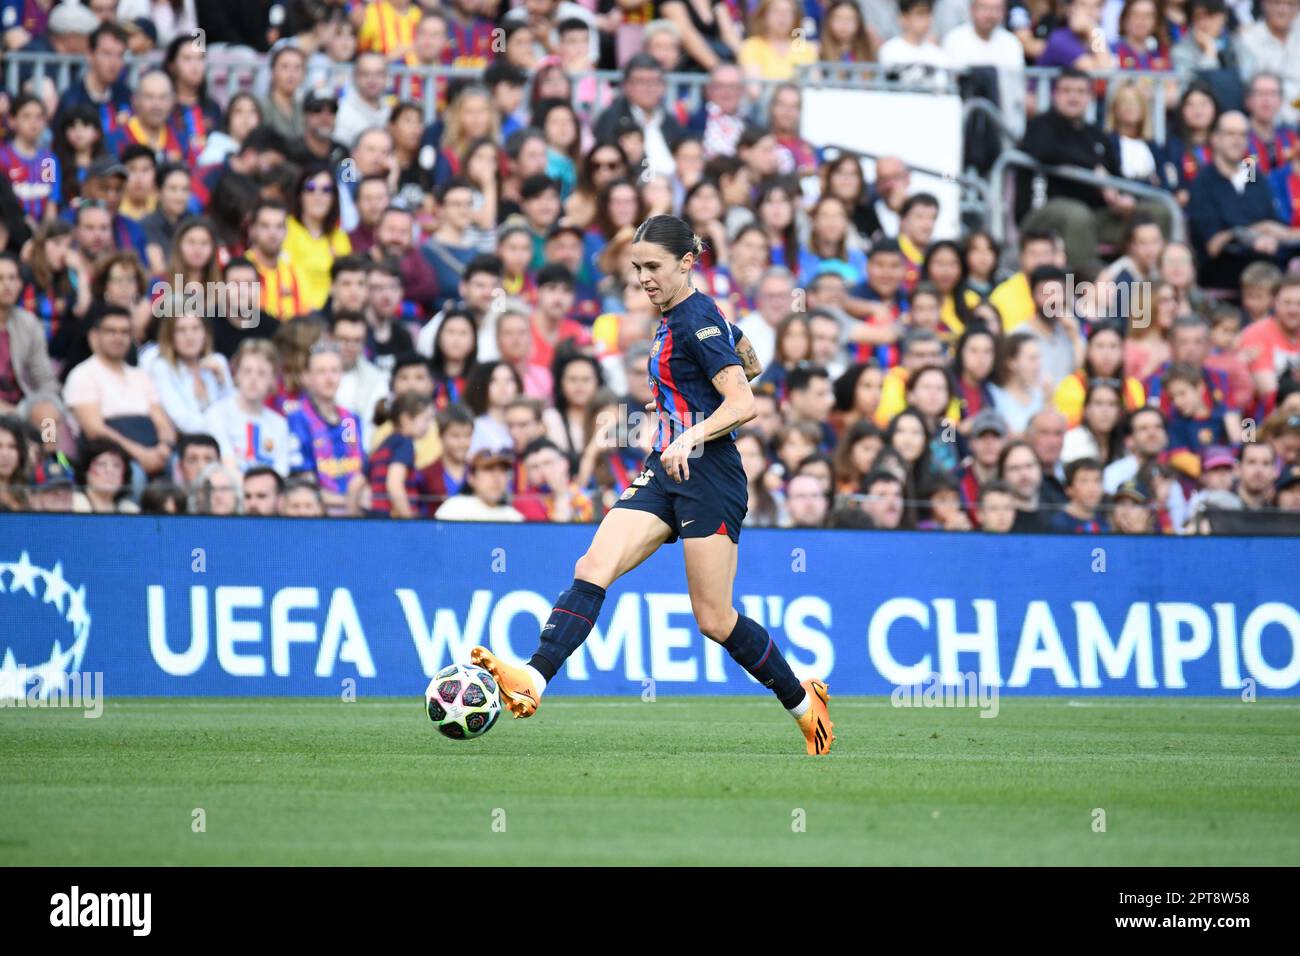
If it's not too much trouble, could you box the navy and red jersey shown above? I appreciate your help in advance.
[57,80,134,155]
[647,289,742,453]
[1247,126,1299,176]
[171,99,224,167]
[0,142,60,221]
[1047,510,1109,534]
[445,16,497,68]
[366,432,424,516]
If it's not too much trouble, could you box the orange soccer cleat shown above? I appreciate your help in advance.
[470,646,541,718]
[795,679,835,755]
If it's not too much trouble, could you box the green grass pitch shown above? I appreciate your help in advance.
[2,696,1298,865]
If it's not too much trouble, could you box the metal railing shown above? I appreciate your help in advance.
[8,51,1189,133]
[987,148,1186,246]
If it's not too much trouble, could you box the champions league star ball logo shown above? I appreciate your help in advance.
[0,552,91,701]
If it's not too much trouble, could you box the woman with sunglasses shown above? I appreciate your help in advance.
[1053,322,1146,428]
[284,163,352,312]
[564,142,629,231]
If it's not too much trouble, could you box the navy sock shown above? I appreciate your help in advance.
[723,613,805,709]
[529,578,607,681]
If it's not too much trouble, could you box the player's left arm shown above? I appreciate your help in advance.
[728,324,763,381]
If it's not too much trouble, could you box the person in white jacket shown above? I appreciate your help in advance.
[202,339,291,476]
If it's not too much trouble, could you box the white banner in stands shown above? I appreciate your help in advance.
[800,89,964,241]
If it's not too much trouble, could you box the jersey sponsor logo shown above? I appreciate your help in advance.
[695,325,722,341]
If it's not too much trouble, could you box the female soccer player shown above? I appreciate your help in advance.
[472,215,835,755]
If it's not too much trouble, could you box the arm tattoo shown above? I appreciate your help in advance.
[736,338,762,381]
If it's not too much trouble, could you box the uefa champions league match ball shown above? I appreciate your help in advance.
[425,664,502,740]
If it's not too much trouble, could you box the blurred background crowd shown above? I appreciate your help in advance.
[1,0,1299,532]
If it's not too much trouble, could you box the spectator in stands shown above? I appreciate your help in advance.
[28,452,76,512]
[519,436,594,522]
[785,471,831,527]
[1170,0,1237,72]
[989,229,1058,334]
[435,447,525,521]
[147,312,232,436]
[1046,456,1109,531]
[62,307,176,479]
[0,416,31,512]
[861,469,907,529]
[1054,322,1145,425]
[1236,440,1279,509]
[332,311,388,445]
[1239,274,1300,400]
[363,261,416,373]
[1189,110,1300,289]
[285,341,365,513]
[594,55,685,179]
[1026,407,1069,495]
[1061,379,1126,465]
[72,438,138,513]
[1275,463,1300,510]
[56,22,132,131]
[875,327,947,427]
[1109,479,1154,532]
[280,477,326,517]
[176,433,220,489]
[1101,401,1161,483]
[976,478,1017,531]
[878,0,953,88]
[1020,68,1171,271]
[687,63,750,160]
[1241,72,1297,176]
[336,53,393,149]
[956,407,1007,515]
[997,438,1046,531]
[242,466,283,516]
[204,339,290,476]
[1037,0,1114,70]
[943,0,1027,137]
[1236,2,1300,122]
[0,253,63,436]
[189,461,242,515]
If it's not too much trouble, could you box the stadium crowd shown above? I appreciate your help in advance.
[1,0,1299,532]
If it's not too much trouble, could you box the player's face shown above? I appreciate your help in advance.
[631,240,692,308]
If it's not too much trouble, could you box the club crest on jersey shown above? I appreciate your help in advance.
[650,340,661,357]
[696,326,722,341]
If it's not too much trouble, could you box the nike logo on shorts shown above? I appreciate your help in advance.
[681,519,695,527]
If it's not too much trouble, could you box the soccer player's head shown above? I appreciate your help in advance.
[630,214,704,309]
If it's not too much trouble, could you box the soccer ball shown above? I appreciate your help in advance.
[425,663,502,740]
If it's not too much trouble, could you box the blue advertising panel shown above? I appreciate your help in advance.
[2,515,1297,698]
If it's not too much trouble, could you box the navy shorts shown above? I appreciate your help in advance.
[611,440,748,543]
